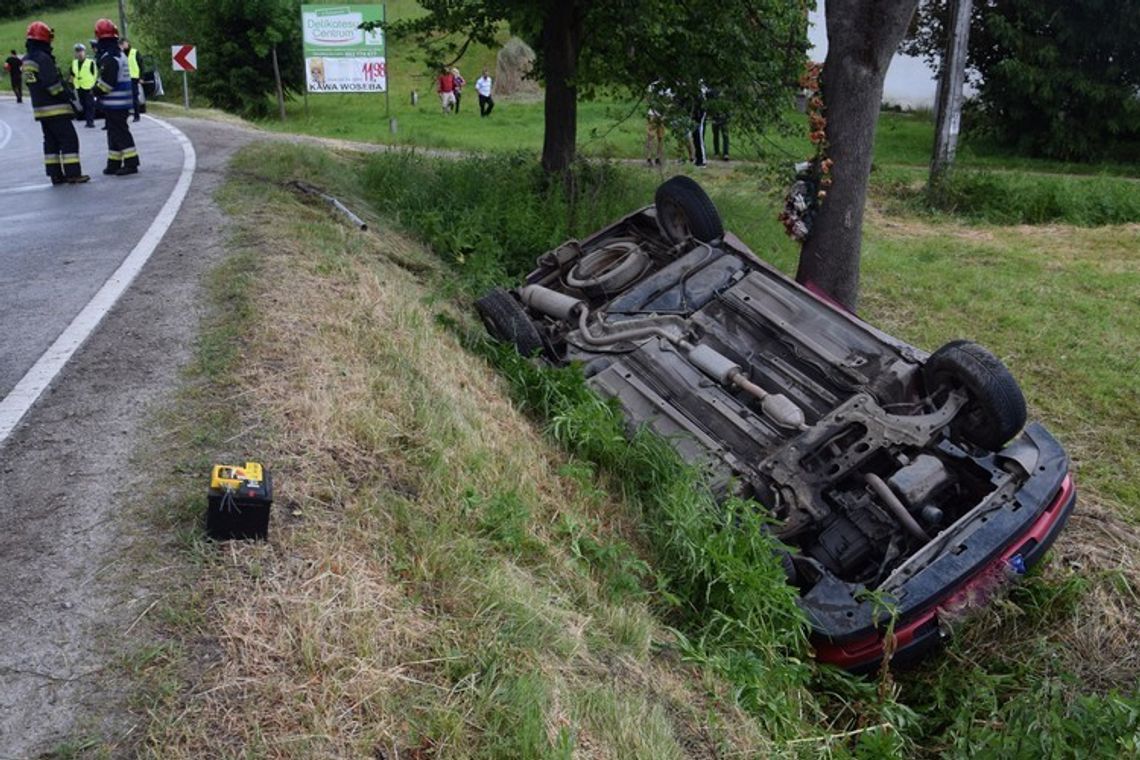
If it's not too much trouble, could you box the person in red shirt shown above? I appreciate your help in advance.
[437,67,455,114]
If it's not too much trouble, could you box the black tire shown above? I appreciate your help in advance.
[924,340,1027,450]
[475,288,547,357]
[654,176,724,244]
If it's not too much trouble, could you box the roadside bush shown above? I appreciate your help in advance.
[362,152,652,293]
[922,170,1140,226]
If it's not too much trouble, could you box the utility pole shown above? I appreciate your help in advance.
[930,0,972,181]
[117,0,128,39]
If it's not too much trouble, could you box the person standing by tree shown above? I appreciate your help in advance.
[708,86,730,161]
[21,22,89,185]
[451,67,466,113]
[94,18,139,176]
[436,66,456,113]
[120,38,141,122]
[644,80,670,165]
[475,67,494,117]
[4,50,22,103]
[69,43,96,128]
[690,81,709,167]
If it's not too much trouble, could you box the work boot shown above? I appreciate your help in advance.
[116,165,139,176]
[50,177,66,186]
[66,175,91,184]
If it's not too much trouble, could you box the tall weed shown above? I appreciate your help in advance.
[917,170,1140,226]
[362,152,651,293]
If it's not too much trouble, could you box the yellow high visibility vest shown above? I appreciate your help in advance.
[71,57,96,89]
[127,48,140,78]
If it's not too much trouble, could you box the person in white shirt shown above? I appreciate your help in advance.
[475,67,494,117]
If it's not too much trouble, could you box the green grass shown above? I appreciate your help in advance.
[0,0,114,92]
[903,168,1140,225]
[342,146,1140,756]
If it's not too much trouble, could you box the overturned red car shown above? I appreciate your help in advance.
[476,177,1076,672]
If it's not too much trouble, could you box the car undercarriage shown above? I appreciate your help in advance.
[476,177,1076,671]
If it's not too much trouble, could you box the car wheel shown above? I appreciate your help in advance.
[654,176,724,245]
[475,288,547,358]
[925,340,1027,450]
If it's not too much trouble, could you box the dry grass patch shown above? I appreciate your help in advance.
[140,156,775,758]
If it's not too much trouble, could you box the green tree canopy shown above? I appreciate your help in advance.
[134,0,302,118]
[906,0,1140,161]
[385,0,809,171]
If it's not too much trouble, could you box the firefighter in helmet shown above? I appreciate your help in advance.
[21,21,89,185]
[93,18,138,176]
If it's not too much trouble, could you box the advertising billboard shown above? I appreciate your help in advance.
[301,4,386,93]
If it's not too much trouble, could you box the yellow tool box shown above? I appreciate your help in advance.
[206,461,273,540]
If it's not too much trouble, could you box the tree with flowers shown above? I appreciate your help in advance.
[792,0,920,311]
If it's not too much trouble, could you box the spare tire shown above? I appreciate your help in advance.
[475,288,547,358]
[655,176,724,244]
[565,240,649,298]
[924,340,1027,450]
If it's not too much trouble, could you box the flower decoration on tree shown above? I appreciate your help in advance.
[779,62,832,242]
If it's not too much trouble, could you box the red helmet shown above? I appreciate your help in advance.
[94,18,119,39]
[26,21,54,43]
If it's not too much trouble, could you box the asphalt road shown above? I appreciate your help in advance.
[0,100,185,401]
[0,106,256,756]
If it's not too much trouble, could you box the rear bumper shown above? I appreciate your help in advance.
[813,473,1076,673]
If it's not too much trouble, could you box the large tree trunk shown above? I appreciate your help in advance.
[796,0,919,311]
[540,2,583,173]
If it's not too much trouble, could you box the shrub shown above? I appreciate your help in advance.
[361,152,651,293]
[918,170,1140,226]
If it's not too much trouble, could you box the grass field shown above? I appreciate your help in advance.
[0,0,115,88]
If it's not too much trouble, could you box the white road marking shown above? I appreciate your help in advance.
[0,182,53,196]
[0,119,12,150]
[0,115,197,446]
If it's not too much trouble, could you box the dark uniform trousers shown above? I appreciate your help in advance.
[104,109,139,172]
[78,88,95,126]
[40,115,83,181]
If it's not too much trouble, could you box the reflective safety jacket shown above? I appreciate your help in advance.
[95,41,132,110]
[71,57,97,89]
[21,40,72,120]
[127,47,140,78]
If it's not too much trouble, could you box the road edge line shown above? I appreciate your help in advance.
[0,115,197,447]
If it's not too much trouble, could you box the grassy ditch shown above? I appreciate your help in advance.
[133,141,1140,757]
[135,142,891,757]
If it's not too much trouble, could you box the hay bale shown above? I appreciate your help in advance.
[495,37,540,96]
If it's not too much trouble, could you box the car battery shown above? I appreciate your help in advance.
[206,462,273,540]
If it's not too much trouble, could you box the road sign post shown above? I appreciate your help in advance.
[171,44,198,110]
